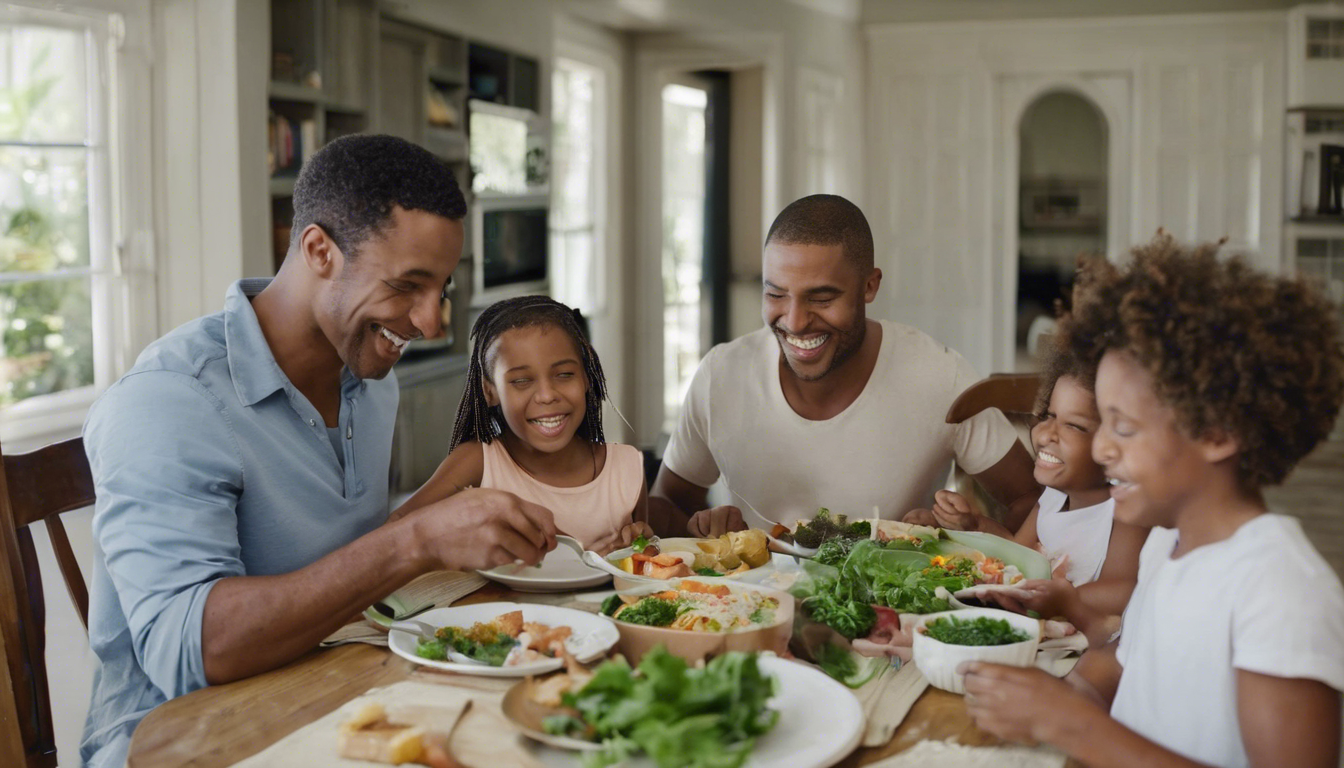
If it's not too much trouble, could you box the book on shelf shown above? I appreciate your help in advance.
[267,112,317,177]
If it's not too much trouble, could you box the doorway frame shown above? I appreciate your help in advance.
[632,32,784,447]
[994,73,1132,373]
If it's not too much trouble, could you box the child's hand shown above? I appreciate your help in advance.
[930,489,981,531]
[974,577,1079,621]
[592,521,658,556]
[961,662,1102,745]
[902,508,937,526]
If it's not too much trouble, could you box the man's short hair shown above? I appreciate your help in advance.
[290,134,467,258]
[764,194,874,272]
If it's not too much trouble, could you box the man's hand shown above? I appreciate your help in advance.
[961,661,1102,745]
[591,521,658,556]
[403,488,557,571]
[687,505,746,537]
[930,489,982,531]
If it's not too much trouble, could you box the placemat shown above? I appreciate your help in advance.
[866,738,1067,768]
[320,571,488,647]
[230,679,544,768]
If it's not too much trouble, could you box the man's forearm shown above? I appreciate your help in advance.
[646,495,691,537]
[201,517,426,684]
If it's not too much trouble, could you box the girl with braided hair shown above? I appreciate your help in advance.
[401,295,652,554]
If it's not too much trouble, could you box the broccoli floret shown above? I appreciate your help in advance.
[845,521,871,538]
[794,509,869,549]
[600,594,623,617]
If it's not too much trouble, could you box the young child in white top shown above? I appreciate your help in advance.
[961,234,1344,768]
[925,342,1149,621]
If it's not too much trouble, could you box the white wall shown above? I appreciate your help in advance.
[865,11,1285,377]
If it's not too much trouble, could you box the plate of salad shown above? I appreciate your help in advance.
[502,647,864,768]
[387,603,619,677]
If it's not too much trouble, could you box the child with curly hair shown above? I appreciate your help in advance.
[961,234,1344,768]
[928,339,1149,623]
[399,296,651,554]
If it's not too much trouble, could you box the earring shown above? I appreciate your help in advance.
[489,405,504,437]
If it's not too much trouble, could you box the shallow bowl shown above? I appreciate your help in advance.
[605,579,794,665]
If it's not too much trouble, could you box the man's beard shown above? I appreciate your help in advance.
[772,316,866,382]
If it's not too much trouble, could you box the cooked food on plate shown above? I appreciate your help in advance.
[414,609,571,667]
[339,703,427,765]
[599,580,780,632]
[770,507,872,550]
[610,530,770,579]
[531,646,779,768]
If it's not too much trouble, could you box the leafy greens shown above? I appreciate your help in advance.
[545,646,780,768]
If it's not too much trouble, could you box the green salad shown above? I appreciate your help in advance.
[415,624,515,665]
[923,615,1030,646]
[543,646,779,768]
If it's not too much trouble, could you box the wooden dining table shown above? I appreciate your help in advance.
[127,581,1051,768]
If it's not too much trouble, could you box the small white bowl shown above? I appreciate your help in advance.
[911,607,1040,694]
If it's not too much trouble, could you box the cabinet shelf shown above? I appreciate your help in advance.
[1290,215,1344,226]
[269,176,297,197]
[268,81,324,104]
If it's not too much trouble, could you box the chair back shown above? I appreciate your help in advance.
[943,374,1042,523]
[0,436,95,768]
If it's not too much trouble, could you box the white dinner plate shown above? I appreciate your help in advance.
[478,543,612,593]
[387,603,619,677]
[513,655,865,768]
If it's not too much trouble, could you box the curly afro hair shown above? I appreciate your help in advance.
[290,133,467,258]
[1056,232,1344,492]
[1034,334,1098,418]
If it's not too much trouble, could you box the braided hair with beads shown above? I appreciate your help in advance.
[450,295,608,450]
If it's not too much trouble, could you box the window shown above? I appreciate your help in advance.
[0,4,145,445]
[1306,17,1344,60]
[661,81,708,435]
[550,57,605,316]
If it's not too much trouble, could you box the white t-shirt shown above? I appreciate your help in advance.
[662,320,1018,523]
[1034,487,1114,585]
[1111,515,1344,768]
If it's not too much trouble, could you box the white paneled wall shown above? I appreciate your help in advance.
[867,12,1285,375]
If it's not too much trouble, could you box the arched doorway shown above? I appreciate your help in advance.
[1015,90,1108,370]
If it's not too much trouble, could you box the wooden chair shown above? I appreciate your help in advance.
[943,373,1042,521]
[0,437,95,768]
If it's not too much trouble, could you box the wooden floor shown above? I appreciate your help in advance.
[1266,436,1344,581]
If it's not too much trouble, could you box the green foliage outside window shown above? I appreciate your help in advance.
[0,32,96,408]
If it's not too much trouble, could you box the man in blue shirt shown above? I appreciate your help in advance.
[79,134,557,768]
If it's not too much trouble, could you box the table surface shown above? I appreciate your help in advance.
[126,583,1037,768]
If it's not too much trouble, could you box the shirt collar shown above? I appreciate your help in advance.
[224,278,294,407]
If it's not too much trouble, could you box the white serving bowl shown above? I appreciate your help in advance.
[911,607,1040,694]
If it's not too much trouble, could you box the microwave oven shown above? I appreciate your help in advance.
[470,193,550,307]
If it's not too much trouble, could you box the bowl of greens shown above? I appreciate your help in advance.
[599,579,794,665]
[911,607,1040,694]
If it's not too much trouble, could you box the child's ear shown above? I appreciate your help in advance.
[1197,429,1240,465]
[482,378,499,407]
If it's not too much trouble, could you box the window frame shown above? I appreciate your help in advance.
[0,1,154,449]
[550,54,609,317]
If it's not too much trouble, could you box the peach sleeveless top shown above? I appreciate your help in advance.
[480,440,644,549]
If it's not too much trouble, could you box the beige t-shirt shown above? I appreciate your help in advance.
[662,320,1017,523]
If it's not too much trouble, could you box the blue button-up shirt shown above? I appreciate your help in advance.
[80,279,398,768]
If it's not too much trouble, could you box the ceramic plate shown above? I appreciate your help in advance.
[478,543,612,593]
[387,603,619,677]
[503,655,864,768]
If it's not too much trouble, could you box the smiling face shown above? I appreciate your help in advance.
[1030,375,1107,496]
[483,325,588,454]
[761,241,880,382]
[319,207,463,380]
[1092,350,1225,528]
